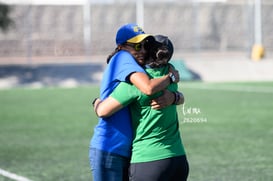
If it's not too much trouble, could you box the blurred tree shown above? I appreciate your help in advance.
[0,4,14,32]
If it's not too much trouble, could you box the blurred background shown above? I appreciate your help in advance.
[0,0,272,88]
[1,0,273,57]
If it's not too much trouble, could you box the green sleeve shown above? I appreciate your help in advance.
[110,82,140,107]
[145,64,178,93]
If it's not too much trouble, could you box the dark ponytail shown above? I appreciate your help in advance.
[106,46,121,64]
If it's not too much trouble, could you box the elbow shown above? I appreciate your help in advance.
[96,113,107,118]
[141,86,155,96]
[143,89,153,96]
[95,105,108,118]
[96,112,104,118]
[96,108,108,118]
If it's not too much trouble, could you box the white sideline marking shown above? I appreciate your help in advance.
[183,84,273,93]
[0,168,33,181]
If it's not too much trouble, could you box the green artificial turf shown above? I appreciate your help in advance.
[0,82,272,180]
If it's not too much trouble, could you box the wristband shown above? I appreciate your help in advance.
[172,92,179,105]
[173,92,183,105]
[176,92,183,104]
[175,92,180,104]
[172,92,177,104]
[169,72,176,83]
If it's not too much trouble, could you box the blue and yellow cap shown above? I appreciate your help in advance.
[116,23,152,45]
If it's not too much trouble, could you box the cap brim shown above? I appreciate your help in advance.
[127,34,152,43]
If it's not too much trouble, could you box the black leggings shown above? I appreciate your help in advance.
[129,155,189,181]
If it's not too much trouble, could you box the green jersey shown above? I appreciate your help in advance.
[110,65,186,163]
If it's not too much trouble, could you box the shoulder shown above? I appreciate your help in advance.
[109,50,137,66]
[145,65,169,78]
[114,50,133,60]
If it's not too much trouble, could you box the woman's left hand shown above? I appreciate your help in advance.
[150,90,175,109]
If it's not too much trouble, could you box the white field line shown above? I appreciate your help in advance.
[0,168,33,181]
[183,84,273,93]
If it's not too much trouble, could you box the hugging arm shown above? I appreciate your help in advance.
[93,82,136,118]
[93,97,123,118]
[150,90,185,110]
[129,66,179,96]
[92,71,178,118]
[93,66,181,117]
[93,88,185,117]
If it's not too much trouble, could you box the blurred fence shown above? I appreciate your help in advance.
[0,0,272,62]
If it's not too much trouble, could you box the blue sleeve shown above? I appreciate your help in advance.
[111,51,145,82]
[100,50,145,99]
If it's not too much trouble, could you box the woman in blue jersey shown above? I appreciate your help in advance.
[89,24,179,181]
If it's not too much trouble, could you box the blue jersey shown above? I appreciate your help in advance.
[90,50,145,157]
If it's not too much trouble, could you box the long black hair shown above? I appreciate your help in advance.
[106,46,121,64]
